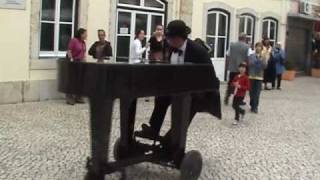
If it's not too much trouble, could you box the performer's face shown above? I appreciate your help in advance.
[167,36,184,48]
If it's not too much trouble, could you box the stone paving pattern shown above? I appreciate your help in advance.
[1,77,320,180]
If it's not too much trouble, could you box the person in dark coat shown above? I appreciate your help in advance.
[136,20,221,143]
[312,32,320,68]
[262,37,275,90]
[88,29,113,62]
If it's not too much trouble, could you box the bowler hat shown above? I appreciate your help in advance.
[165,20,191,38]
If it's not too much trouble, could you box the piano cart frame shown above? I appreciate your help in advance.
[85,94,203,180]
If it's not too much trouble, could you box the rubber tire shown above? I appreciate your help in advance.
[180,150,203,180]
[113,138,122,161]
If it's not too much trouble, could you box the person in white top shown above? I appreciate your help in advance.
[129,30,149,63]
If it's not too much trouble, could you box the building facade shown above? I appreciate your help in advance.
[0,0,319,104]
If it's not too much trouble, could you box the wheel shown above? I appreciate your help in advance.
[180,150,203,180]
[113,138,122,161]
[84,172,104,180]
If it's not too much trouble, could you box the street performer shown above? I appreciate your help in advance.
[136,20,221,148]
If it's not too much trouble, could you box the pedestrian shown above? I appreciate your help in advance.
[248,42,268,113]
[130,30,149,63]
[148,25,168,62]
[232,63,250,125]
[312,32,320,68]
[224,33,249,105]
[262,37,274,90]
[88,29,113,63]
[66,28,87,105]
[272,42,286,90]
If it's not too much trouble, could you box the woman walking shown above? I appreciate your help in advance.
[66,28,87,105]
[262,37,274,90]
[248,42,268,113]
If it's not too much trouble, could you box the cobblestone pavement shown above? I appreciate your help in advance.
[1,77,320,180]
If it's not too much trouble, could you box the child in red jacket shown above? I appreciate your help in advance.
[232,63,250,125]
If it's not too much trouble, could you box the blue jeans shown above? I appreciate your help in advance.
[249,79,262,111]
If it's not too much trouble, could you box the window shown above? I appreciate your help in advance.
[115,0,166,62]
[239,14,255,45]
[262,18,278,46]
[206,10,230,58]
[40,0,77,57]
[118,0,165,10]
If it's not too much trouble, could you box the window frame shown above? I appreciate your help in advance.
[262,17,278,45]
[39,0,77,58]
[239,13,256,45]
[206,9,230,59]
[118,0,165,12]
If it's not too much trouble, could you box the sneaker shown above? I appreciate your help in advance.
[251,109,258,114]
[232,121,238,125]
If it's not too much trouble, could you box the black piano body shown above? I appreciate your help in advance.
[57,60,221,180]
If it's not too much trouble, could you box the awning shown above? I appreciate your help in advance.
[288,13,320,22]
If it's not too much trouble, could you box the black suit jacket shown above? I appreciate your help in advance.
[169,39,222,119]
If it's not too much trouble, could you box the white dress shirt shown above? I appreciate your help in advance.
[170,40,187,64]
[129,39,146,63]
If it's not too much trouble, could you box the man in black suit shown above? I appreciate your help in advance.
[136,20,221,141]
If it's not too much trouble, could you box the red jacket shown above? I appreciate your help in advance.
[232,74,250,97]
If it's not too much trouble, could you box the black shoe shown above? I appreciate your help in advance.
[66,96,75,105]
[277,87,282,90]
[135,124,159,140]
[75,97,85,104]
[251,109,258,114]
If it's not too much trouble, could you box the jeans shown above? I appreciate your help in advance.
[249,79,262,111]
[232,96,245,120]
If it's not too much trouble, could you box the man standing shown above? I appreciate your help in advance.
[224,33,249,105]
[136,20,221,140]
[88,29,113,62]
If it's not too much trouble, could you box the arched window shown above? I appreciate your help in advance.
[262,18,278,45]
[116,0,167,62]
[206,9,230,58]
[239,14,255,45]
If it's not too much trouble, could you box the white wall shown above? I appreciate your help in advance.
[0,2,31,82]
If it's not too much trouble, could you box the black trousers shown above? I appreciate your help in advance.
[149,96,197,135]
[225,72,239,102]
[232,96,245,121]
[272,74,282,88]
